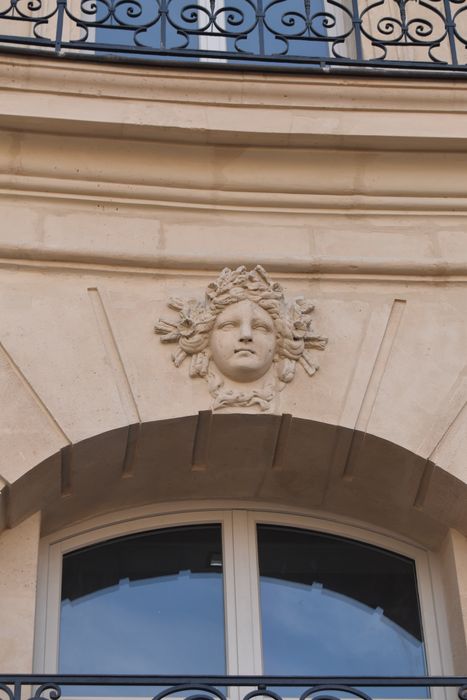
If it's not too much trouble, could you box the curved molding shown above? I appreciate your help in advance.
[5,414,467,547]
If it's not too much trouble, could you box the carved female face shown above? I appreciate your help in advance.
[209,299,277,382]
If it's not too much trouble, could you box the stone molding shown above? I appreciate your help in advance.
[3,56,467,148]
[1,56,467,280]
[1,249,467,281]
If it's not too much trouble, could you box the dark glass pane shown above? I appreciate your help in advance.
[60,524,225,684]
[257,525,427,697]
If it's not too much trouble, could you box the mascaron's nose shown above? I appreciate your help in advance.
[239,320,253,342]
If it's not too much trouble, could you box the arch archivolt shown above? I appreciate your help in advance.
[1,413,465,547]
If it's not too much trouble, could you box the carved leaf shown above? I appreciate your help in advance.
[154,319,179,338]
[304,334,328,350]
[300,351,319,376]
[172,347,187,367]
[168,297,186,311]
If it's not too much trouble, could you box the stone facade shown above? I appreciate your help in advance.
[0,54,466,675]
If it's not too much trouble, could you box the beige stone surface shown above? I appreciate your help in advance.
[3,57,467,148]
[0,339,67,484]
[432,402,467,484]
[1,268,463,458]
[439,530,467,673]
[0,271,131,444]
[3,199,467,275]
[0,512,40,671]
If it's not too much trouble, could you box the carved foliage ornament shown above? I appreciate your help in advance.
[155,265,327,412]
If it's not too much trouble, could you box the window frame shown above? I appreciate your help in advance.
[34,501,452,693]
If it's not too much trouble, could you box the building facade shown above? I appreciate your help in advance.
[0,39,466,698]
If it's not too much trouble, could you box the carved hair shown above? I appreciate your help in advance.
[155,265,327,385]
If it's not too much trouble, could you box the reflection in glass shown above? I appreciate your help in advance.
[60,524,225,685]
[257,526,427,697]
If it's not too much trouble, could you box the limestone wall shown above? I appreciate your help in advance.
[0,53,466,676]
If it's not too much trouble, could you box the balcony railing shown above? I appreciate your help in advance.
[2,0,467,75]
[0,676,466,700]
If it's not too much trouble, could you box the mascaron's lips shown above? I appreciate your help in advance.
[234,348,256,354]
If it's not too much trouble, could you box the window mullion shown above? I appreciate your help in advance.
[231,510,263,676]
[222,510,240,676]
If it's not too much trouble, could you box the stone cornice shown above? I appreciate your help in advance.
[2,55,467,148]
[0,55,466,278]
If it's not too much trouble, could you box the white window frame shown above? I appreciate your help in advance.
[34,500,453,700]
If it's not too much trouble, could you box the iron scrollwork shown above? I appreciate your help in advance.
[0,684,15,700]
[29,684,62,700]
[153,685,228,700]
[300,686,373,700]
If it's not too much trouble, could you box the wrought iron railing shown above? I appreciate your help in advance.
[2,0,467,74]
[0,676,466,700]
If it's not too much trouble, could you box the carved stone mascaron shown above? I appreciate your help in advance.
[155,265,327,412]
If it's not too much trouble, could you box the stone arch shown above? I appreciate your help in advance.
[4,413,466,547]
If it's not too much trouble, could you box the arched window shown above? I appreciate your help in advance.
[35,507,447,695]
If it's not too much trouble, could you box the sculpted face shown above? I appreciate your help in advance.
[209,299,277,382]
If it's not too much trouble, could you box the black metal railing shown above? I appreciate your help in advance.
[0,676,466,700]
[2,0,467,74]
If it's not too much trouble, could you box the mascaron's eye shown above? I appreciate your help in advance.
[253,323,272,332]
[218,322,237,330]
